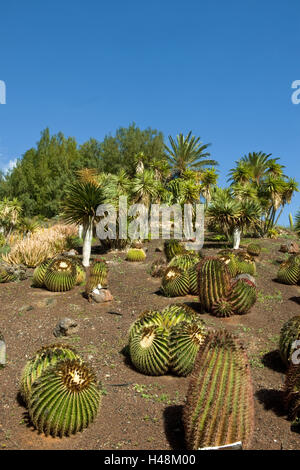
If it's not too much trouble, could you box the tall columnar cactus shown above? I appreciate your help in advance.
[129,324,170,376]
[183,330,254,449]
[168,253,201,272]
[20,344,80,404]
[160,267,190,297]
[44,257,77,292]
[28,359,101,437]
[197,257,231,312]
[277,255,300,285]
[126,248,146,262]
[227,278,257,315]
[284,363,300,428]
[164,239,186,262]
[170,321,206,376]
[247,243,261,257]
[32,259,52,288]
[279,316,300,366]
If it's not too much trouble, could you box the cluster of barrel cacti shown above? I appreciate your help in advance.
[198,257,257,317]
[277,254,300,285]
[32,257,108,292]
[183,330,254,449]
[20,344,102,437]
[128,304,207,377]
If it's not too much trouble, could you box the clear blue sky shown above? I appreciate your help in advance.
[0,0,299,224]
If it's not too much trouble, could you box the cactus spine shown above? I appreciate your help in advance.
[228,278,257,315]
[32,260,52,287]
[160,267,190,297]
[279,316,300,366]
[183,330,254,449]
[197,258,231,312]
[170,322,206,376]
[44,257,77,292]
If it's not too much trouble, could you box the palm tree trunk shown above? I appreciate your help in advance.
[82,221,93,267]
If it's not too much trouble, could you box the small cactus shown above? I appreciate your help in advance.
[44,257,77,292]
[164,239,185,262]
[279,316,300,366]
[217,251,238,277]
[277,255,300,285]
[211,298,235,318]
[28,359,101,437]
[247,243,261,257]
[0,265,17,283]
[228,278,257,315]
[90,258,108,286]
[126,248,146,262]
[32,259,52,288]
[284,363,300,429]
[183,330,254,449]
[235,252,256,276]
[170,321,206,376]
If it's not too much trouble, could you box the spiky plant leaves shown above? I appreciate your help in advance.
[32,259,52,287]
[228,278,257,315]
[197,257,231,312]
[168,253,200,272]
[164,239,186,262]
[44,257,77,292]
[28,359,101,437]
[129,324,170,376]
[183,330,254,449]
[211,298,235,318]
[20,344,80,404]
[170,321,207,376]
[126,248,146,262]
[279,316,300,366]
[160,267,190,297]
[247,243,261,257]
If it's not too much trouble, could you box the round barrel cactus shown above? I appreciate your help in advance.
[126,248,146,262]
[32,259,52,288]
[211,298,235,318]
[277,255,300,285]
[164,239,186,262]
[44,257,77,292]
[160,267,190,297]
[0,265,17,283]
[279,316,300,366]
[235,252,256,276]
[198,257,231,313]
[170,321,207,376]
[228,278,257,315]
[168,253,201,272]
[217,251,238,277]
[28,359,101,437]
[90,258,108,287]
[247,243,261,257]
[20,344,80,404]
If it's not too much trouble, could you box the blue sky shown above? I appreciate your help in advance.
[0,0,299,224]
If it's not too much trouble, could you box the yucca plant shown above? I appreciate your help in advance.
[247,243,261,257]
[129,324,170,376]
[183,330,254,449]
[198,257,231,312]
[279,316,300,366]
[20,344,80,404]
[28,359,101,437]
[32,259,52,288]
[169,321,206,376]
[44,257,77,292]
[126,248,146,262]
[160,266,190,297]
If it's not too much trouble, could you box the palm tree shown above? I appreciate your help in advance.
[131,169,162,207]
[164,131,218,177]
[199,168,218,207]
[62,181,106,267]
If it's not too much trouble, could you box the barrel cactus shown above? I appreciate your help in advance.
[20,344,80,404]
[169,321,206,376]
[44,257,77,292]
[277,255,300,285]
[90,258,108,287]
[183,330,254,449]
[279,316,300,366]
[129,324,170,376]
[28,359,101,437]
[235,252,256,276]
[32,259,52,288]
[198,257,231,313]
[284,363,300,429]
[187,265,199,295]
[74,262,86,285]
[164,239,186,262]
[126,248,146,262]
[0,265,17,283]
[247,243,261,257]
[168,253,201,272]
[228,278,257,315]
[211,298,235,318]
[217,251,238,277]
[160,267,190,297]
